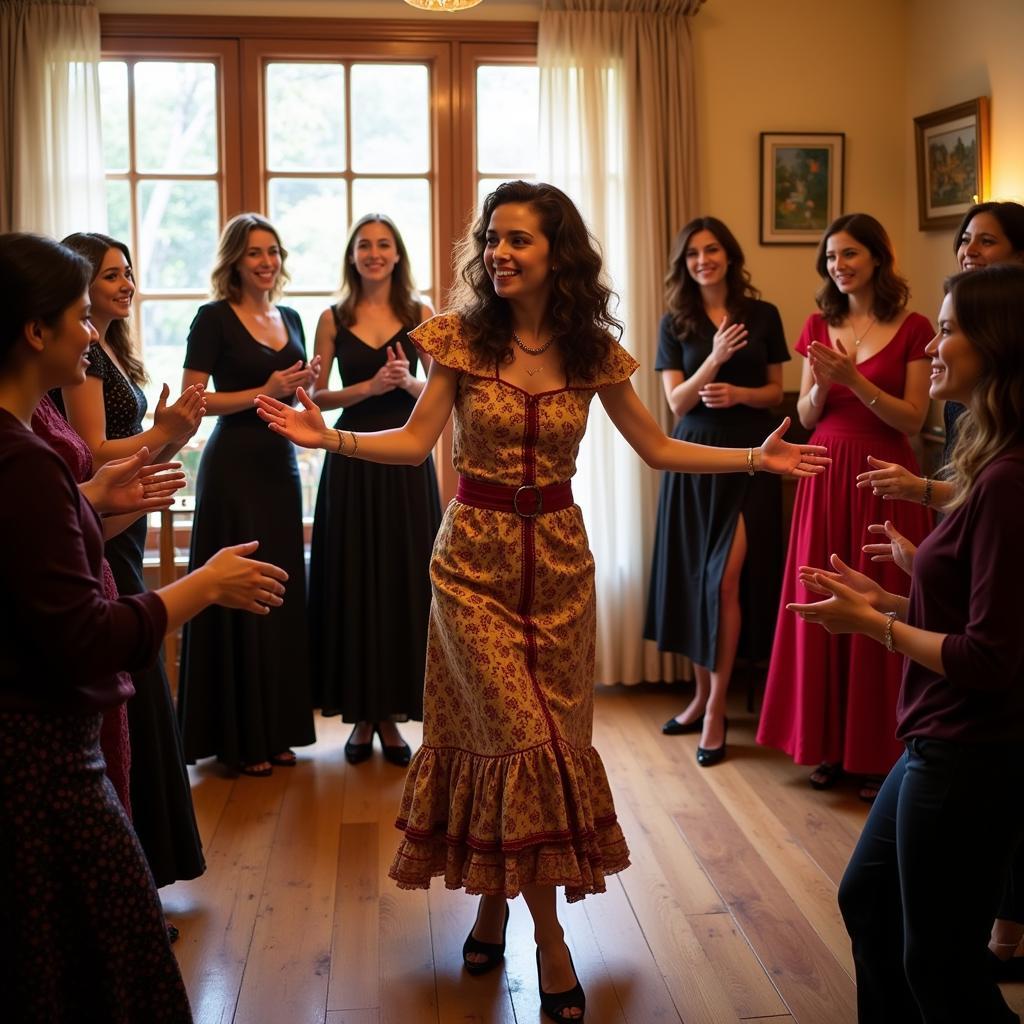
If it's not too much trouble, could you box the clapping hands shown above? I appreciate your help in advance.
[808,338,859,389]
[368,343,413,395]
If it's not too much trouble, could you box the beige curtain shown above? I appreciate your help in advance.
[0,0,106,236]
[538,0,701,684]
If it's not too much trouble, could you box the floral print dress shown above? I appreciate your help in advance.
[388,314,633,903]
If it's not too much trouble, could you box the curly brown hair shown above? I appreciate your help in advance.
[942,264,1024,511]
[665,216,760,336]
[448,180,622,383]
[61,232,147,387]
[335,213,422,329]
[814,213,909,326]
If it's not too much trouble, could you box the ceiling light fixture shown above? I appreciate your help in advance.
[403,0,484,11]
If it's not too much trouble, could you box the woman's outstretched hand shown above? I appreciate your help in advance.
[855,455,925,502]
[787,568,881,636]
[201,540,288,614]
[863,520,917,576]
[797,553,890,611]
[759,417,831,477]
[255,387,327,449]
[82,447,186,516]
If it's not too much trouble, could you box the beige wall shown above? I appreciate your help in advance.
[902,0,1024,319]
[691,0,910,389]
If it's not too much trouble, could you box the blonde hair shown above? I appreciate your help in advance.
[210,213,290,303]
[942,264,1024,510]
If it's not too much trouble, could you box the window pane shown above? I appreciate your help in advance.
[350,64,429,174]
[268,177,348,292]
[476,66,539,173]
[137,180,219,291]
[100,61,129,172]
[134,62,218,174]
[266,62,345,172]
[106,180,131,249]
[351,178,432,292]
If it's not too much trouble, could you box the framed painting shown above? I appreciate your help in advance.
[914,97,990,230]
[759,132,844,245]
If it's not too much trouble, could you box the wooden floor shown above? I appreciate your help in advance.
[163,682,1024,1024]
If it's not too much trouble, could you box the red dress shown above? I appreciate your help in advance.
[757,312,934,776]
[31,395,134,814]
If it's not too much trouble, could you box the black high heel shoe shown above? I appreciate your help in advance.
[375,723,412,768]
[344,726,373,765]
[536,946,586,1022]
[662,714,704,736]
[696,717,728,768]
[462,903,510,975]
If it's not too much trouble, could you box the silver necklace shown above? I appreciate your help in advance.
[512,328,554,357]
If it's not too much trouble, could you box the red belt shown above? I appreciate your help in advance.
[455,475,574,518]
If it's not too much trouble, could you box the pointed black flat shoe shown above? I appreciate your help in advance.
[696,717,728,768]
[662,714,704,736]
[463,903,510,976]
[536,946,586,1021]
[375,724,412,768]
[344,727,373,765]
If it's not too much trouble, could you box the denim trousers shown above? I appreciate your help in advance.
[839,739,1024,1023]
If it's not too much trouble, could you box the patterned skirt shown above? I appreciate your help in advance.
[0,710,192,1023]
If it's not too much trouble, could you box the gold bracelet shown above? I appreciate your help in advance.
[921,476,933,506]
[883,610,898,653]
[334,428,346,455]
[746,446,755,476]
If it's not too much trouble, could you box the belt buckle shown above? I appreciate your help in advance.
[513,484,543,518]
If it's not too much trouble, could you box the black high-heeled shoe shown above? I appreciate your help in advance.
[375,723,412,768]
[662,714,704,736]
[696,717,728,768]
[344,726,373,765]
[462,903,510,975]
[536,946,586,1022]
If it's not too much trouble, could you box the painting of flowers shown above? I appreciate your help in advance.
[760,133,844,245]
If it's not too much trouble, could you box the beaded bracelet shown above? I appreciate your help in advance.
[921,476,933,506]
[883,610,898,653]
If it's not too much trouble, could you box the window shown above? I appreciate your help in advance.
[99,18,537,514]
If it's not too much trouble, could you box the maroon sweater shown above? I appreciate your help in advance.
[0,409,166,715]
[897,445,1024,744]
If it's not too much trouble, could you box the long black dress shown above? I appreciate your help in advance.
[64,342,204,887]
[178,301,315,766]
[309,313,441,723]
[644,300,791,668]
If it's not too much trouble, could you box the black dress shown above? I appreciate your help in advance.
[72,342,205,887]
[178,301,315,765]
[644,301,791,668]
[309,313,441,723]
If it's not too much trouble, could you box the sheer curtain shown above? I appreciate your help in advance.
[0,0,106,236]
[538,0,702,684]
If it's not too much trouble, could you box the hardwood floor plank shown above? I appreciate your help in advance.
[327,821,380,1013]
[165,773,289,1024]
[232,750,347,1024]
[325,1010,380,1024]
[687,912,788,1019]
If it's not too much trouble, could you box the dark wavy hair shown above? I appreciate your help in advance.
[0,233,91,368]
[61,231,147,387]
[952,201,1024,260]
[942,264,1024,511]
[449,180,622,382]
[814,213,909,326]
[665,216,760,336]
[335,213,422,329]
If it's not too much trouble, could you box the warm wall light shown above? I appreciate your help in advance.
[403,0,483,10]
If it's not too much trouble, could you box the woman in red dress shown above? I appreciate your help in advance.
[757,213,934,800]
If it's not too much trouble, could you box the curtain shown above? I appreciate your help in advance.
[0,0,106,237]
[538,0,702,684]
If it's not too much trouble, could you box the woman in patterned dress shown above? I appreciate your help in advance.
[256,181,829,1021]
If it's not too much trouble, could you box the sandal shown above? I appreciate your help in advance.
[809,762,842,790]
[240,762,273,777]
[463,903,509,975]
[536,945,586,1021]
[270,750,297,767]
[858,776,884,802]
